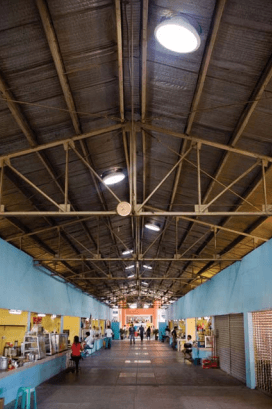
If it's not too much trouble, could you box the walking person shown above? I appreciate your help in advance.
[105,325,113,349]
[129,323,136,344]
[146,326,151,340]
[71,336,82,373]
[171,326,178,350]
[139,325,144,342]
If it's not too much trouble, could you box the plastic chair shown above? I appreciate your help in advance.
[14,386,37,409]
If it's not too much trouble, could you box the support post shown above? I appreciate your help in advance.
[60,316,64,333]
[244,312,256,389]
[27,311,31,332]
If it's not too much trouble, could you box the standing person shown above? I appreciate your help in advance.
[71,336,82,373]
[171,326,178,350]
[129,323,136,345]
[139,325,144,342]
[163,326,170,343]
[146,326,151,340]
[105,325,113,349]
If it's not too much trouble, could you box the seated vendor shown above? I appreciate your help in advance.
[84,331,94,350]
[183,335,193,359]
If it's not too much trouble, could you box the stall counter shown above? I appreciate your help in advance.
[192,347,212,360]
[0,337,106,405]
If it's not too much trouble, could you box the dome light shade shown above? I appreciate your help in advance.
[155,16,201,54]
[122,249,133,256]
[125,265,134,270]
[145,222,160,232]
[143,265,152,270]
[102,169,125,186]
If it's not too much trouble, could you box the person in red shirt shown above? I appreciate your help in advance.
[71,336,82,373]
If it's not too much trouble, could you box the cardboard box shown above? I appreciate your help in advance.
[0,398,4,409]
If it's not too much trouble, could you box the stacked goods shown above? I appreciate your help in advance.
[202,359,211,369]
[210,356,219,368]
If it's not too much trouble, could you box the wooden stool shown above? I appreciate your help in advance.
[14,387,37,409]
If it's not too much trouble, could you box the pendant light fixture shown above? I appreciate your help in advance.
[155,16,201,54]
[102,168,125,186]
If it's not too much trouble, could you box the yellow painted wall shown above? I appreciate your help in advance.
[31,313,61,333]
[0,308,28,326]
[0,308,28,354]
[63,316,80,344]
[186,318,196,340]
[178,320,185,333]
[99,319,105,335]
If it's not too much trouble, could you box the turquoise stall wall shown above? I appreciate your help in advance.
[0,354,67,405]
[165,238,272,389]
[166,238,272,320]
[0,238,111,320]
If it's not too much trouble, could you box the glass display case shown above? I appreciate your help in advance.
[55,333,68,353]
[44,333,57,355]
[22,334,46,359]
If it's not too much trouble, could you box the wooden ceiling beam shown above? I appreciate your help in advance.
[141,0,149,123]
[171,54,272,281]
[185,0,226,135]
[115,0,125,122]
[35,0,81,135]
[152,0,226,293]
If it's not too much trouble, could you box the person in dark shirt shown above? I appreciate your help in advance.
[129,324,136,344]
[139,325,144,342]
[172,326,178,350]
[146,326,151,340]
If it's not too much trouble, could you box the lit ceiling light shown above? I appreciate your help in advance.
[142,281,148,286]
[155,16,201,54]
[37,313,46,317]
[169,300,175,303]
[51,314,57,319]
[145,222,160,232]
[102,168,125,186]
[129,304,137,309]
[127,274,135,279]
[125,265,134,270]
[9,309,22,315]
[143,265,152,270]
[122,249,133,256]
[144,304,149,309]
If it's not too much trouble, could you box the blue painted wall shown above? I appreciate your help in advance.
[166,239,272,320]
[165,238,272,389]
[0,238,111,320]
[159,322,167,341]
[111,321,120,340]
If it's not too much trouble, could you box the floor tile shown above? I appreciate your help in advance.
[13,340,271,409]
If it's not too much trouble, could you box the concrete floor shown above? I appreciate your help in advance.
[9,340,272,408]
